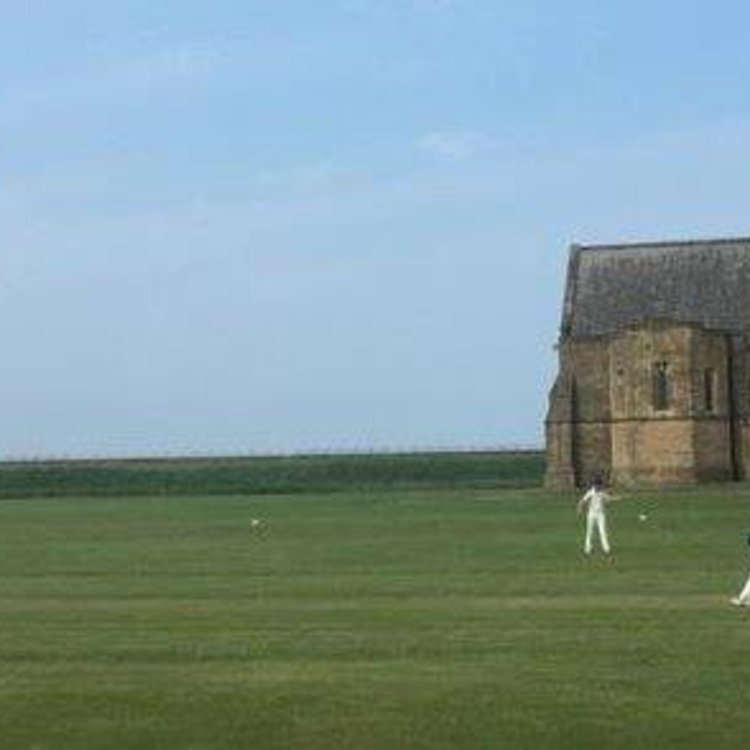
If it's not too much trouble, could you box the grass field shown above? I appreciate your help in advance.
[1,484,749,748]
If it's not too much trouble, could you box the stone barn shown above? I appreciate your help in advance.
[545,237,750,487]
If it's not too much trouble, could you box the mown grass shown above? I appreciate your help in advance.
[0,484,748,748]
[0,450,543,498]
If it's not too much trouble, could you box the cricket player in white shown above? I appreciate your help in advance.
[577,479,613,555]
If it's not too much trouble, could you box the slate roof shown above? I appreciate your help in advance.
[561,237,750,339]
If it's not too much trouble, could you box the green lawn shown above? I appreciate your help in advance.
[0,486,749,748]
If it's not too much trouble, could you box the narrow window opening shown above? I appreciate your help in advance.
[704,368,715,412]
[652,361,670,411]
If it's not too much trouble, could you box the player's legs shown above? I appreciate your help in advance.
[734,572,750,605]
[596,513,611,554]
[584,514,595,554]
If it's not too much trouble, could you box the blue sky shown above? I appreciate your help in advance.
[3,1,750,457]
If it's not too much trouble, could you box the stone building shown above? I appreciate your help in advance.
[545,237,750,487]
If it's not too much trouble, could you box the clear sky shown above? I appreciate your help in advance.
[3,1,750,457]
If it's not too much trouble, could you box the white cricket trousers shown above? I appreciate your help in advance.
[584,511,610,554]
[737,572,750,604]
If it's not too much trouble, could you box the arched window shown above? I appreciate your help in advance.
[652,361,670,411]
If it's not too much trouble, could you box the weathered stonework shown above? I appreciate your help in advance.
[546,238,750,487]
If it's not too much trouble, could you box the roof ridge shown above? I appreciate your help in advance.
[575,236,750,252]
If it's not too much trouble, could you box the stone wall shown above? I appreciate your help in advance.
[545,336,611,487]
[608,322,725,485]
[545,320,738,487]
[611,419,697,484]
